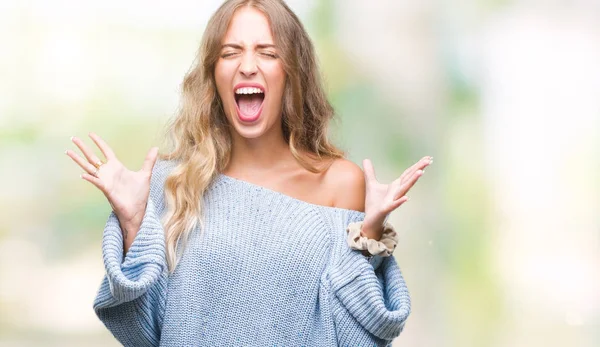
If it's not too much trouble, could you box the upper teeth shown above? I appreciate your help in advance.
[235,87,263,95]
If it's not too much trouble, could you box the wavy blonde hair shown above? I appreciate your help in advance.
[159,0,344,273]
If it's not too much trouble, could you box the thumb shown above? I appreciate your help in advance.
[362,158,377,183]
[142,147,159,173]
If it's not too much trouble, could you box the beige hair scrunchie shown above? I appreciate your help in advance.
[346,221,398,257]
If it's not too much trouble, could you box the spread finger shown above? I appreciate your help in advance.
[66,149,99,176]
[89,132,115,160]
[71,136,104,168]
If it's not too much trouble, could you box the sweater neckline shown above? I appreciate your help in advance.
[216,173,365,215]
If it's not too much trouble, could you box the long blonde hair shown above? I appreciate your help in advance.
[159,0,344,273]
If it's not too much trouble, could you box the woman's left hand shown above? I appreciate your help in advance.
[361,156,433,240]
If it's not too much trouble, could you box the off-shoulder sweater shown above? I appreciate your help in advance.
[93,159,411,346]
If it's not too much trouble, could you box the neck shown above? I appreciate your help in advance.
[227,127,294,176]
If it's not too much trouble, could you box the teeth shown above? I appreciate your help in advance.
[235,87,264,95]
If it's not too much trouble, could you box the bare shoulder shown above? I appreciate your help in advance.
[323,158,366,212]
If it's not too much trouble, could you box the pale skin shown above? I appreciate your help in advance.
[66,7,432,253]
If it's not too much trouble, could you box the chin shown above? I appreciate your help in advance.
[232,124,268,139]
[226,110,269,139]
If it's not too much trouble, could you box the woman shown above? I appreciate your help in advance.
[66,0,431,345]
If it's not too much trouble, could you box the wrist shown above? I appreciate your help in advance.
[117,208,144,232]
[346,221,398,257]
[361,217,386,240]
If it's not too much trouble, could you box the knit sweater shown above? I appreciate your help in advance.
[93,159,411,346]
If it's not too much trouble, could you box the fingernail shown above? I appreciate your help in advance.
[64,150,68,155]
[80,174,83,179]
[70,136,74,141]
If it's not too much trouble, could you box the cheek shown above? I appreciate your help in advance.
[264,64,286,96]
[214,62,233,96]
[274,64,286,88]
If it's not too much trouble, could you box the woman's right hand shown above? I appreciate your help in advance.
[66,132,159,252]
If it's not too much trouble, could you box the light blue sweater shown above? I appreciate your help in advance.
[93,160,410,346]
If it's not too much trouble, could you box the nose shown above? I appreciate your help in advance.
[239,52,258,77]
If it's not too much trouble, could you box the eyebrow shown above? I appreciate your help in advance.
[221,43,277,49]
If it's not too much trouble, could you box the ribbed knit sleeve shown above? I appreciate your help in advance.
[92,160,173,347]
[325,209,411,346]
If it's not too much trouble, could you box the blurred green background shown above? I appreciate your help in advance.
[1,0,598,346]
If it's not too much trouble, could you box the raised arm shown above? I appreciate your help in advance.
[66,133,172,346]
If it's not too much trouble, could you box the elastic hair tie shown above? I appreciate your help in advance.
[346,221,398,257]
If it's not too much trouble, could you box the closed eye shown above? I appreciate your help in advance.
[260,52,278,59]
[221,52,239,58]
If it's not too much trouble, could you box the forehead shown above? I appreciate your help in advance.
[223,6,274,44]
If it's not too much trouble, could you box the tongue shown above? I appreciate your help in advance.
[237,94,263,115]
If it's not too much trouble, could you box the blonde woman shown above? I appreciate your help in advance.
[66,0,431,345]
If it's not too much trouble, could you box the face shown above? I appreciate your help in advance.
[214,6,286,140]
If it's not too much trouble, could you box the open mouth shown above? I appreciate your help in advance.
[234,86,265,122]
